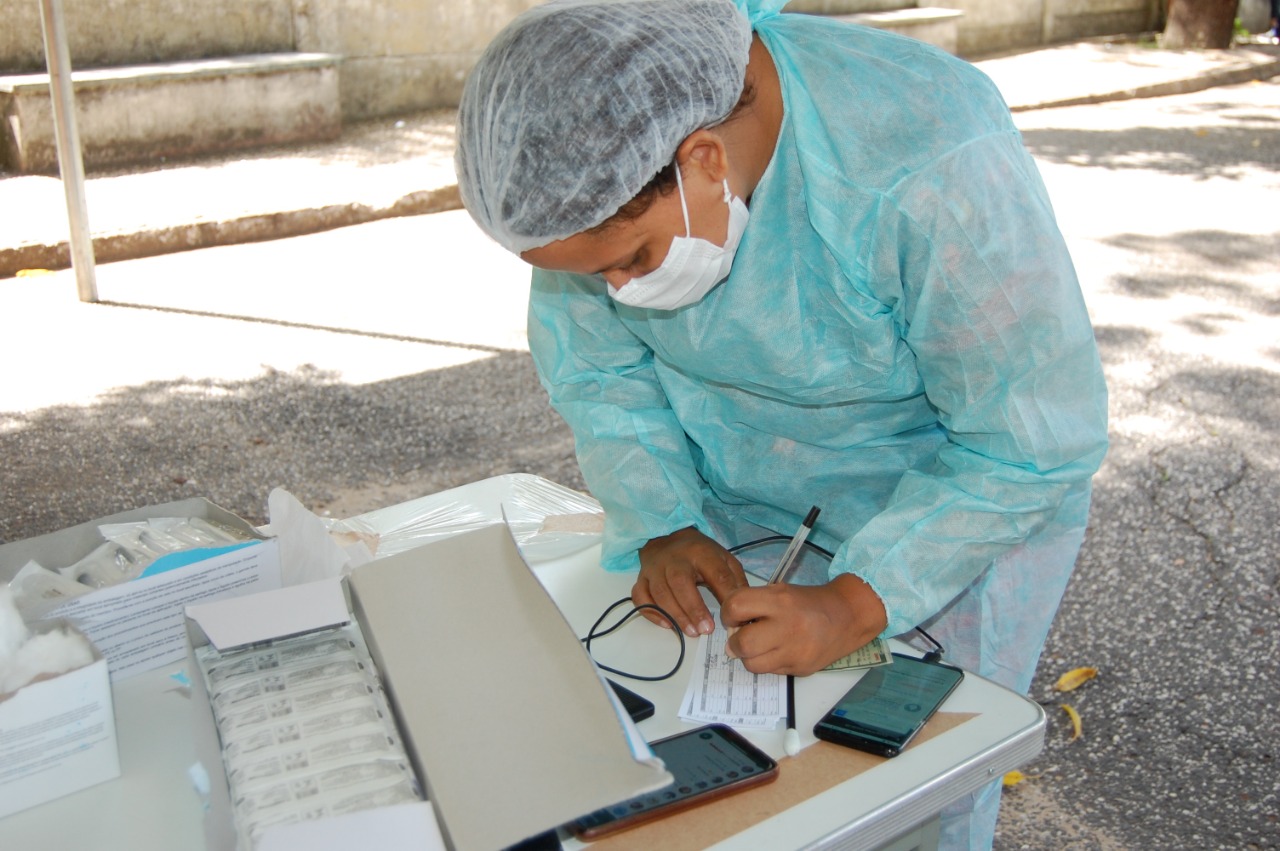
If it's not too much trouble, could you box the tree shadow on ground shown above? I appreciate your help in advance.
[1092,323,1156,357]
[0,352,584,543]
[1098,231,1280,334]
[1106,229,1279,272]
[1019,124,1280,178]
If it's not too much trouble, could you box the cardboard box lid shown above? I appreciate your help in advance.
[348,523,670,851]
[0,497,266,575]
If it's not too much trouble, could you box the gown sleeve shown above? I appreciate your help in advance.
[830,129,1109,636]
[527,269,714,572]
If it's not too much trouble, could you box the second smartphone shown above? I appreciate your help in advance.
[813,652,964,758]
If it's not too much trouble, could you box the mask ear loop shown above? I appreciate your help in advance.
[673,165,692,238]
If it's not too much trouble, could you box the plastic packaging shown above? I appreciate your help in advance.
[342,473,605,564]
[195,623,420,850]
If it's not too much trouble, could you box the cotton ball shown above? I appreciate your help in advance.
[0,585,31,658]
[0,585,95,696]
[0,627,95,695]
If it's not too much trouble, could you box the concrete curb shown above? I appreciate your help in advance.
[1008,52,1280,111]
[0,184,461,278]
[4,46,1278,278]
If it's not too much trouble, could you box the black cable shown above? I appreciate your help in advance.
[727,535,835,560]
[581,597,685,682]
[915,626,946,663]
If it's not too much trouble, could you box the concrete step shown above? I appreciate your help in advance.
[832,7,965,53]
[0,52,341,174]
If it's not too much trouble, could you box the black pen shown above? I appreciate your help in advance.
[767,505,821,586]
[771,506,820,756]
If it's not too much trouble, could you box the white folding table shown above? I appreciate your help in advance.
[0,476,1044,850]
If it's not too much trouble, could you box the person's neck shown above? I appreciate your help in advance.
[724,35,784,202]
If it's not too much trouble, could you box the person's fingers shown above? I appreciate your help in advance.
[719,584,777,627]
[721,584,860,675]
[724,619,791,671]
[630,577,675,629]
[723,625,739,658]
[633,570,706,637]
[665,564,715,636]
[699,550,748,603]
[736,645,798,675]
[641,569,707,637]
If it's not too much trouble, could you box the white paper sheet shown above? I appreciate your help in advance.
[46,543,280,679]
[678,619,785,730]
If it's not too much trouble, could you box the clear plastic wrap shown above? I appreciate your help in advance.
[6,516,256,615]
[341,473,605,563]
[266,474,607,586]
[9,561,93,616]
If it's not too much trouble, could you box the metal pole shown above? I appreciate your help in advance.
[37,0,97,302]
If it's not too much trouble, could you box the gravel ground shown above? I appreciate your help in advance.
[0,352,585,541]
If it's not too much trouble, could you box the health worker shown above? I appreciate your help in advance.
[455,1,1108,846]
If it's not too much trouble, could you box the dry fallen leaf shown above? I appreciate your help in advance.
[1003,770,1029,787]
[1054,666,1098,692]
[1003,768,1042,787]
[1062,704,1083,741]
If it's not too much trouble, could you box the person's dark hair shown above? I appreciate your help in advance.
[592,79,757,231]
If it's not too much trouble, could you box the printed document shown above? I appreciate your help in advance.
[679,619,785,729]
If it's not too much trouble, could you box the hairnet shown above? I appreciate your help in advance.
[456,0,753,254]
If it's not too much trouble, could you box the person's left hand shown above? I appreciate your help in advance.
[634,527,747,638]
[719,574,888,676]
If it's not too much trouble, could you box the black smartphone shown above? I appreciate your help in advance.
[568,724,779,840]
[607,678,655,723]
[813,653,964,757]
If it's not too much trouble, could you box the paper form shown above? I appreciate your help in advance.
[678,619,785,730]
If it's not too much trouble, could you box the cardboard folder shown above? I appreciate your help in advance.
[347,524,669,850]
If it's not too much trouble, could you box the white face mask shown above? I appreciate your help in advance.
[608,167,750,311]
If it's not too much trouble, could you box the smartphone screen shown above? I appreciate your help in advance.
[569,724,778,840]
[814,653,963,757]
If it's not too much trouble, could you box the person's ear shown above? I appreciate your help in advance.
[675,130,729,185]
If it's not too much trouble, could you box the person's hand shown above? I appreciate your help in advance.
[633,527,748,638]
[719,573,888,676]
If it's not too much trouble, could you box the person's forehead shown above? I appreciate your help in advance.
[521,205,667,273]
[521,227,632,272]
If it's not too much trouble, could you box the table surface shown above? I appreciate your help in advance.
[0,482,1045,851]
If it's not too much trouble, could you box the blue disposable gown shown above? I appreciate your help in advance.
[527,14,1108,697]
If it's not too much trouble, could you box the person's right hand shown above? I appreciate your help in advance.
[632,527,748,638]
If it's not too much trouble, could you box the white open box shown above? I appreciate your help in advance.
[185,522,671,851]
[0,621,120,819]
[0,498,281,681]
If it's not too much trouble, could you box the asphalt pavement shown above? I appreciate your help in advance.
[997,78,1279,850]
[1,34,1278,851]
